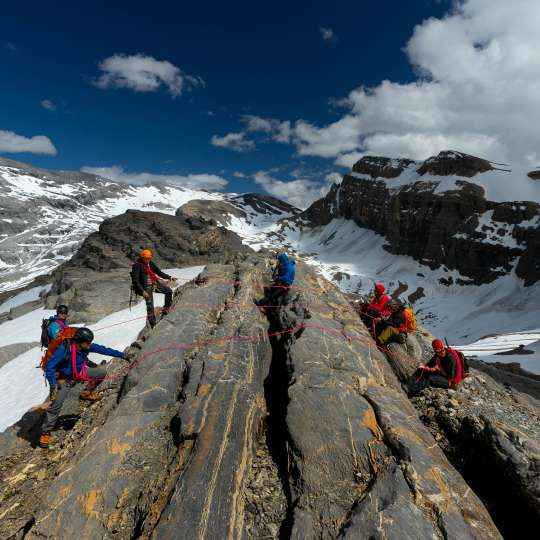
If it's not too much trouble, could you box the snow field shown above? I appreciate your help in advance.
[0,266,204,432]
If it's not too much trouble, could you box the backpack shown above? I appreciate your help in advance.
[403,307,417,333]
[455,349,469,377]
[40,318,67,349]
[39,327,78,371]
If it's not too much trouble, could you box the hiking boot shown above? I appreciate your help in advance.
[79,391,101,402]
[39,431,52,448]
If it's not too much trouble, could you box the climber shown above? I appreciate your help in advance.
[39,327,124,448]
[410,339,466,393]
[40,305,70,348]
[131,249,177,328]
[376,300,407,346]
[359,283,391,327]
[256,252,296,309]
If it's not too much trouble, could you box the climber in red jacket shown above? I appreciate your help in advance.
[359,283,391,327]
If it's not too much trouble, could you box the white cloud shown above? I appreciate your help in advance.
[41,99,57,111]
[4,42,16,52]
[320,27,334,41]
[81,165,227,190]
[220,1,540,167]
[325,172,343,184]
[0,130,57,155]
[295,0,540,165]
[210,132,255,152]
[233,171,246,178]
[254,171,332,209]
[94,53,203,97]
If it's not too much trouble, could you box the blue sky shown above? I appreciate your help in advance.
[2,0,537,207]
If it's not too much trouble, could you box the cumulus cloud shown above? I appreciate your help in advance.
[81,165,227,190]
[210,132,255,152]
[320,27,334,41]
[41,99,57,111]
[94,53,203,97]
[0,130,57,155]
[254,171,332,209]
[297,0,540,165]
[217,1,540,167]
[233,171,246,178]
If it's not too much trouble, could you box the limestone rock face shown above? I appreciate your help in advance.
[44,209,251,322]
[296,151,540,285]
[0,257,506,540]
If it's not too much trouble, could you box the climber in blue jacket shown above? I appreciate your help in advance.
[256,252,296,309]
[39,327,124,449]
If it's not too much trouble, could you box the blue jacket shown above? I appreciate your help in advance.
[275,254,296,286]
[47,316,69,340]
[45,342,124,387]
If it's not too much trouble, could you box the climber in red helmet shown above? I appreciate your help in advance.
[410,338,468,394]
[359,283,391,328]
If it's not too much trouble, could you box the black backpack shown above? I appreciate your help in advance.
[40,319,52,349]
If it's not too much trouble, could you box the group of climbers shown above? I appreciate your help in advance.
[37,248,175,448]
[355,283,467,393]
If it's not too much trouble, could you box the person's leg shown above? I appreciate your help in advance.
[378,326,398,345]
[41,381,74,432]
[425,373,450,389]
[145,286,156,327]
[155,281,173,311]
[83,367,107,392]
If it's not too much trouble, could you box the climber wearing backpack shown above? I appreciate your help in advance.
[256,252,296,309]
[376,300,407,346]
[40,305,69,348]
[359,283,391,327]
[39,327,124,448]
[410,339,467,393]
[131,249,177,328]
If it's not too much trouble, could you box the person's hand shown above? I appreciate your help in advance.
[50,386,58,402]
[171,277,178,282]
[143,291,150,299]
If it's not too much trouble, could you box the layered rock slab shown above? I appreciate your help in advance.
[272,266,501,539]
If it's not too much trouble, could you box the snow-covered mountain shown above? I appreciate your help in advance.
[272,151,540,346]
[0,158,296,293]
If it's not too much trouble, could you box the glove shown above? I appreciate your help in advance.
[50,386,58,402]
[142,291,150,299]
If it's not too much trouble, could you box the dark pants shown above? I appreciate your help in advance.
[145,281,173,327]
[258,282,287,308]
[42,367,106,431]
[410,368,450,393]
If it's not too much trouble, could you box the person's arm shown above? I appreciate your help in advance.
[89,343,125,359]
[131,265,145,295]
[150,261,172,280]
[421,355,437,371]
[45,347,64,387]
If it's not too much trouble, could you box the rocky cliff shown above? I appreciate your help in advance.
[295,151,540,285]
[1,208,539,539]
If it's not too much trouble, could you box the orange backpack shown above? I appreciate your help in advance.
[403,307,417,333]
[39,327,78,371]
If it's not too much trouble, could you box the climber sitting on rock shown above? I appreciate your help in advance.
[131,248,177,328]
[256,252,296,310]
[410,339,466,393]
[359,283,391,328]
[39,327,125,449]
[376,300,407,346]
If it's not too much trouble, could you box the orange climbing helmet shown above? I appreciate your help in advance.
[140,249,153,261]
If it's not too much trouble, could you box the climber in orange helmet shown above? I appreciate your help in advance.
[130,248,177,328]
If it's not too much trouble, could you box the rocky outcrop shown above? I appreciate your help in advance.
[295,151,540,285]
[45,209,250,322]
[382,330,540,537]
[177,193,300,227]
[0,255,508,539]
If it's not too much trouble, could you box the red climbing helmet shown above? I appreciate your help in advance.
[432,339,445,354]
[374,283,385,294]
